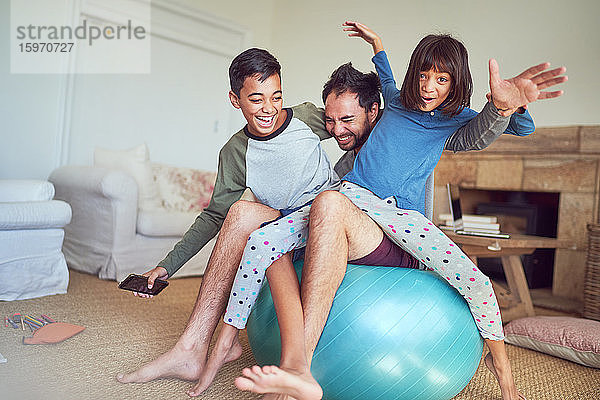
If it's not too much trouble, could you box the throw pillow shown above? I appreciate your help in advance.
[152,163,216,213]
[504,316,600,368]
[94,143,161,210]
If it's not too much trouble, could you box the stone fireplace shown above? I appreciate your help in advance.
[434,125,600,303]
[461,188,560,289]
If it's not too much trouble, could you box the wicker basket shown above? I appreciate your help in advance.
[584,223,600,321]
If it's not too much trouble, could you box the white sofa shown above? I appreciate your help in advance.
[49,162,219,282]
[0,180,72,300]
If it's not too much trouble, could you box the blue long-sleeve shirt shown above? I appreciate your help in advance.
[343,51,535,214]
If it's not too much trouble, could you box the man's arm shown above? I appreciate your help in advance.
[156,137,248,278]
[444,101,534,152]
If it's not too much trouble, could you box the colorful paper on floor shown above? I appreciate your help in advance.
[22,322,85,345]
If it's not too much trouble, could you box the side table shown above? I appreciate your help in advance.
[444,231,574,322]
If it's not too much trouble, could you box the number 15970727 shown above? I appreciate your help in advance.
[18,42,74,52]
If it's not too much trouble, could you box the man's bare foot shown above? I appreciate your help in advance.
[484,352,526,400]
[187,326,243,397]
[116,342,206,384]
[235,365,322,400]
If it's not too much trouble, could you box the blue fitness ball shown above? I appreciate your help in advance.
[247,261,483,400]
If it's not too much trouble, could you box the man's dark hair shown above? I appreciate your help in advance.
[400,34,472,116]
[322,62,381,112]
[229,48,281,96]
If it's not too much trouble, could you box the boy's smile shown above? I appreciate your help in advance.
[230,73,286,137]
[419,68,452,112]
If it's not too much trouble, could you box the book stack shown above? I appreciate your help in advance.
[438,214,501,234]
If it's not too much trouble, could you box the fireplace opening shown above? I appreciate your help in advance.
[460,189,560,289]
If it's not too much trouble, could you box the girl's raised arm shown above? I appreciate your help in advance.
[343,21,384,55]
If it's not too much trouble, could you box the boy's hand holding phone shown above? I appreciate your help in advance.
[120,267,169,298]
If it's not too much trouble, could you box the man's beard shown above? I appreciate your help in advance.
[342,120,370,152]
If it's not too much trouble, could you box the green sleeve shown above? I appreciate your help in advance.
[156,132,248,277]
[292,102,331,141]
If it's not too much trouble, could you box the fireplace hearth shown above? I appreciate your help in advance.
[461,189,560,289]
[434,125,600,303]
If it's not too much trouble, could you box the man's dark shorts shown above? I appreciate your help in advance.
[349,235,420,268]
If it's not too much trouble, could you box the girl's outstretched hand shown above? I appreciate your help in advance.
[343,21,384,54]
[489,59,567,117]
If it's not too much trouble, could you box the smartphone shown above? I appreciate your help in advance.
[118,274,169,296]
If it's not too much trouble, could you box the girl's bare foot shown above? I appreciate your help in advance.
[187,326,243,397]
[235,365,322,400]
[116,342,206,384]
[484,352,526,400]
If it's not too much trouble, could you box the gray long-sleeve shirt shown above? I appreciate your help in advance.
[158,102,338,277]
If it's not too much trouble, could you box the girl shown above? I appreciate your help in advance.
[234,22,566,400]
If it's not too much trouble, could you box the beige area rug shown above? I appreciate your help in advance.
[1,270,599,400]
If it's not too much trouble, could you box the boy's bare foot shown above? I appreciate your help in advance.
[187,327,243,397]
[484,352,527,400]
[235,365,322,400]
[116,342,206,384]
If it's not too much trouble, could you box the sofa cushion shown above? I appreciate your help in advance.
[0,200,72,230]
[153,163,216,213]
[94,144,161,210]
[0,229,69,301]
[504,316,600,368]
[137,209,197,237]
[0,180,55,202]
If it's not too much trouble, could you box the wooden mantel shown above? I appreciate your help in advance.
[434,125,600,302]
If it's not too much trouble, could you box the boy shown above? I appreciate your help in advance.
[117,47,342,396]
[142,48,340,284]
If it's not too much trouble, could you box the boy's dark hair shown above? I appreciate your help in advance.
[400,34,472,117]
[229,48,281,96]
[322,62,381,113]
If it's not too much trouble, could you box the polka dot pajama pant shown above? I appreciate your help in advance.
[340,181,505,341]
[223,204,311,329]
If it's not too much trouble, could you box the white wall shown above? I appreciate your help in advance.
[0,0,69,179]
[2,0,598,180]
[271,0,599,121]
[196,0,274,48]
[0,0,274,180]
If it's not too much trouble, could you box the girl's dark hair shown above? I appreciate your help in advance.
[322,62,381,112]
[229,48,281,96]
[400,34,472,116]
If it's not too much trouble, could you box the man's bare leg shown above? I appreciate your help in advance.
[116,200,280,385]
[234,190,382,399]
[236,190,524,400]
[302,192,525,400]
[301,190,384,363]
[235,253,322,400]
